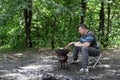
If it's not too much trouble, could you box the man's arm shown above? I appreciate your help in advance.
[65,41,91,49]
[74,42,90,47]
[65,42,76,49]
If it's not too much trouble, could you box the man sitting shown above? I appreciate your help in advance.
[65,24,100,74]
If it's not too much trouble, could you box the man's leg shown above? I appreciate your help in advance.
[76,46,89,74]
[73,46,81,61]
[81,47,100,69]
[81,46,89,69]
[88,47,100,57]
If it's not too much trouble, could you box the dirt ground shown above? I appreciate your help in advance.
[0,48,120,80]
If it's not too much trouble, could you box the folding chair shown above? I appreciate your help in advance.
[90,42,102,68]
[89,54,102,69]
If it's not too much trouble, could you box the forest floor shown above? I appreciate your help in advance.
[0,48,120,80]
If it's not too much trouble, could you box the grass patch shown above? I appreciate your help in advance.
[0,45,17,53]
[0,45,28,53]
[0,45,42,53]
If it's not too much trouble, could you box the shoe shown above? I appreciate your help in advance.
[77,68,89,75]
[71,60,78,64]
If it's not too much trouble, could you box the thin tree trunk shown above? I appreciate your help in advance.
[69,17,72,28]
[51,15,56,49]
[81,0,86,24]
[106,1,111,42]
[24,0,32,47]
[98,1,105,47]
[99,1,105,35]
[1,37,4,45]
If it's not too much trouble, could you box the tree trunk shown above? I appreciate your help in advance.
[106,1,111,42]
[51,15,56,49]
[24,0,32,47]
[98,1,105,47]
[81,0,86,24]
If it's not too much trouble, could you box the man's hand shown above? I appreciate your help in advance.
[74,42,82,47]
[65,42,75,49]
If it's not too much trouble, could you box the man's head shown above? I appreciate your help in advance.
[78,24,88,35]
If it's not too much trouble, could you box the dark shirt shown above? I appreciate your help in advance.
[80,31,98,48]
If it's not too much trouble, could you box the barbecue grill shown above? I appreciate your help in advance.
[55,48,69,68]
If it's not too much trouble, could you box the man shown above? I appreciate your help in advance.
[65,24,100,74]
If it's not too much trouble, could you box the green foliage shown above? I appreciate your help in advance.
[0,0,120,50]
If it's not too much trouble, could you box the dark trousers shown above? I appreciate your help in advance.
[73,46,100,69]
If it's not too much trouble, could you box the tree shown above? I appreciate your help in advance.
[81,0,87,24]
[24,0,32,47]
[98,1,105,47]
[106,0,111,46]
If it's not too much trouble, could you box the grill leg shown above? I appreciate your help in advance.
[62,62,65,68]
[60,62,67,69]
[61,62,62,68]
